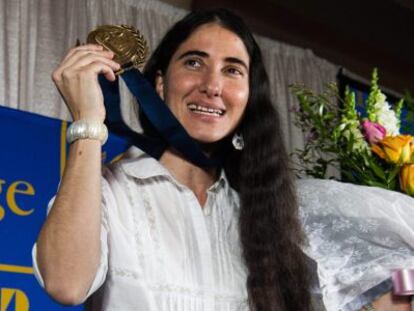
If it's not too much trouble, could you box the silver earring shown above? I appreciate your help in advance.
[232,133,244,150]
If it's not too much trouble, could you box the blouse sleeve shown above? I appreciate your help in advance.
[31,174,115,302]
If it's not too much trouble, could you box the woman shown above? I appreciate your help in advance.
[33,9,311,310]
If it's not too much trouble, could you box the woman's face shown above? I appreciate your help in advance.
[155,23,250,143]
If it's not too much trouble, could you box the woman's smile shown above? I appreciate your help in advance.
[187,103,225,117]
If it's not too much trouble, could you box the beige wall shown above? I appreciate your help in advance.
[158,0,192,10]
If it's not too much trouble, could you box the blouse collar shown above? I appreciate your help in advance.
[119,146,229,193]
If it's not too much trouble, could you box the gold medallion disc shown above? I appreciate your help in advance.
[87,25,149,74]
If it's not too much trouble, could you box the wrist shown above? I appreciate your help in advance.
[72,108,105,123]
[73,114,105,123]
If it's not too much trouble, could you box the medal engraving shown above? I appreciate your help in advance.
[87,25,149,74]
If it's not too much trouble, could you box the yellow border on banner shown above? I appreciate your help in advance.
[110,152,125,164]
[60,121,68,178]
[0,264,33,275]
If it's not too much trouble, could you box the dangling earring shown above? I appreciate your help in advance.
[232,133,244,150]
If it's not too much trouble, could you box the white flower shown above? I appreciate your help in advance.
[371,92,400,136]
[377,110,399,135]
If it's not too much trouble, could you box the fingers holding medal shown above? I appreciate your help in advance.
[51,24,148,122]
[52,44,120,122]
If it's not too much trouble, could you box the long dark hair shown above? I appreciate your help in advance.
[143,8,311,311]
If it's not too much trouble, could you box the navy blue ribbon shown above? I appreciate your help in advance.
[99,69,225,168]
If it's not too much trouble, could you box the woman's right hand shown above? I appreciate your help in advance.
[361,292,411,311]
[52,44,121,122]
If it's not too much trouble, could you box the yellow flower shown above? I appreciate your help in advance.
[371,135,414,164]
[400,164,414,196]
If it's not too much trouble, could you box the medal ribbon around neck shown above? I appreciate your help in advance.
[87,25,226,168]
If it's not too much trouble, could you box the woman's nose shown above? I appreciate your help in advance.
[199,70,222,97]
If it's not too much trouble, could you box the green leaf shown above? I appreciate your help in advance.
[365,180,390,189]
[367,158,387,181]
[387,165,401,184]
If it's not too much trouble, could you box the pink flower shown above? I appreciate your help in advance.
[361,120,386,144]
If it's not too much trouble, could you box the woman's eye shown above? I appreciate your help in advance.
[226,67,243,76]
[184,59,201,68]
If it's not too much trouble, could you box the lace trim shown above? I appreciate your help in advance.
[109,267,247,302]
[150,283,247,302]
[122,175,145,266]
[125,177,165,281]
[110,267,142,279]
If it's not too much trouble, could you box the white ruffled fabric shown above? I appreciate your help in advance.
[33,147,248,311]
[297,178,414,311]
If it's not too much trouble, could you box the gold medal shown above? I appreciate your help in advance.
[87,25,149,75]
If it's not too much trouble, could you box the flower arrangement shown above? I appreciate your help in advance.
[290,69,414,196]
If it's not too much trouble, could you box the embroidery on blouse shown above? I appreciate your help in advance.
[141,180,166,284]
[101,180,111,231]
[121,173,146,265]
[149,283,246,302]
[110,266,142,280]
[109,267,247,303]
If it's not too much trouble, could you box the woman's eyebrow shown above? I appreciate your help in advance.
[177,50,208,60]
[177,50,249,70]
[225,57,248,71]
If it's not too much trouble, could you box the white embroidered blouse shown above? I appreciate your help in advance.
[33,147,249,311]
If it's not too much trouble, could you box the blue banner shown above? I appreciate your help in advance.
[0,106,128,310]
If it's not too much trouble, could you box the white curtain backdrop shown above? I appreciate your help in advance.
[0,0,338,154]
